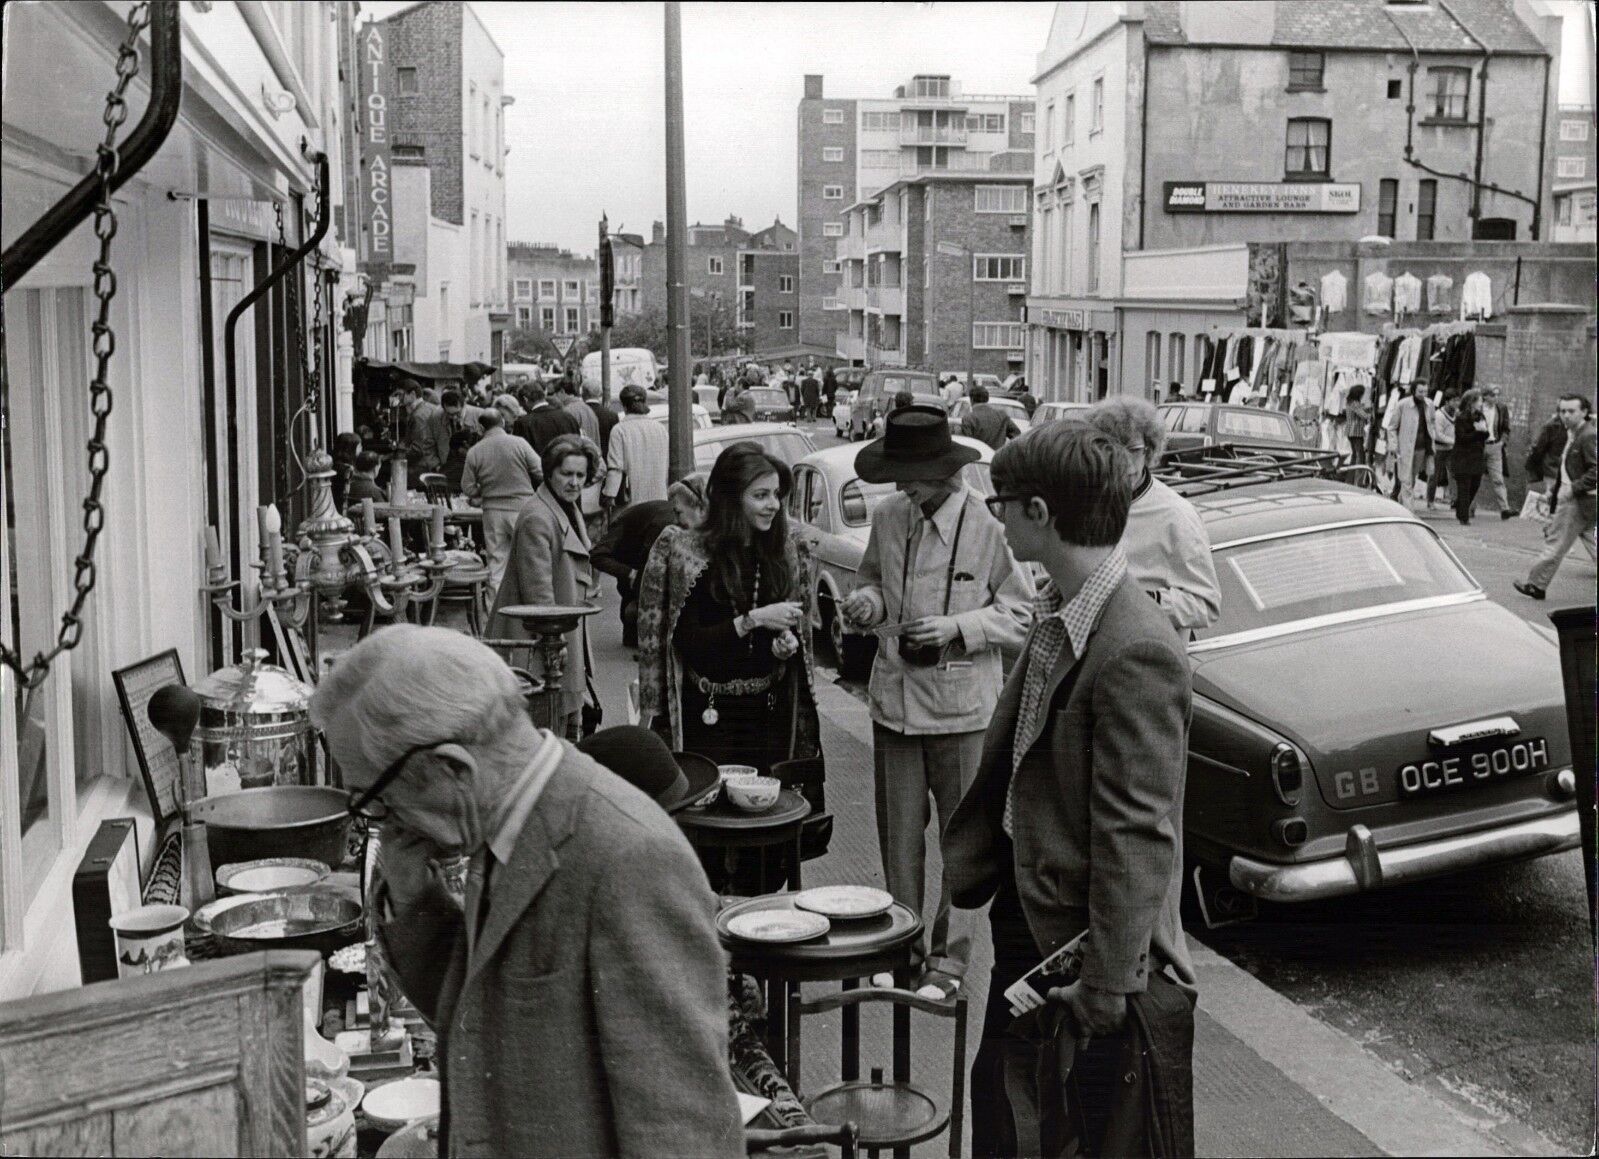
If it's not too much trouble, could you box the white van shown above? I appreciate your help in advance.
[582,347,657,395]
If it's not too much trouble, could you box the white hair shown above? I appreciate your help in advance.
[311,625,532,781]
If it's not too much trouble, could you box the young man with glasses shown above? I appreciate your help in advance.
[839,405,1034,1001]
[947,424,1196,1157]
[321,626,744,1159]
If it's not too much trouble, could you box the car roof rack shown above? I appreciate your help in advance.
[1155,444,1364,497]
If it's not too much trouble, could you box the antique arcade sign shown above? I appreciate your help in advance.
[1163,181,1361,214]
[360,21,393,270]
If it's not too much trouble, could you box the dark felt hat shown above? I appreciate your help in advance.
[576,726,720,815]
[856,404,981,483]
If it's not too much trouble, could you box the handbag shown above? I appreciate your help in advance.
[581,672,604,738]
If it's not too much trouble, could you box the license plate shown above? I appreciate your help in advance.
[1398,737,1550,797]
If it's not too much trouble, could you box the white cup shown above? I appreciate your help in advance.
[110,904,189,977]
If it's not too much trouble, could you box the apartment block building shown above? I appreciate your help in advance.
[508,243,599,337]
[797,74,1035,353]
[738,220,801,355]
[835,165,1033,376]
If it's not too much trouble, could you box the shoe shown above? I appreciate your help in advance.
[1513,581,1547,600]
[870,972,895,989]
[914,971,962,1003]
[1502,510,1516,521]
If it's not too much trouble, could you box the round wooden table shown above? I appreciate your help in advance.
[677,789,811,895]
[717,893,922,1093]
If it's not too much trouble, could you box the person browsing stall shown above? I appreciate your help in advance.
[840,405,1034,1001]
[317,627,743,1159]
[603,385,671,513]
[593,474,708,647]
[461,410,544,600]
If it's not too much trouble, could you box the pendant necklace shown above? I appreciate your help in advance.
[702,561,760,727]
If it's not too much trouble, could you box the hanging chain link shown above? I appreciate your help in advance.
[2,1,151,690]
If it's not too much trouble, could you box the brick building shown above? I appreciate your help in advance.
[507,243,599,339]
[835,166,1033,377]
[612,231,645,316]
[797,74,1035,353]
[737,220,801,355]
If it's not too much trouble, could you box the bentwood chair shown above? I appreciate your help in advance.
[416,472,452,507]
[793,987,969,1159]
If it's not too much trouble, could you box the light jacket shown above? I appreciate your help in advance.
[1123,477,1221,633]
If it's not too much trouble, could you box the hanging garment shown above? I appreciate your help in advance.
[1393,335,1422,386]
[1393,273,1423,316]
[1460,272,1492,319]
[1426,274,1454,315]
[1320,270,1348,314]
[1291,359,1328,412]
[1223,335,1241,383]
[1235,335,1255,383]
[1364,271,1394,316]
[1319,331,1380,371]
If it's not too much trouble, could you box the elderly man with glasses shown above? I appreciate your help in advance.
[1084,396,1220,634]
[319,626,743,1159]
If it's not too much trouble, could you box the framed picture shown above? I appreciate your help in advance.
[111,649,187,827]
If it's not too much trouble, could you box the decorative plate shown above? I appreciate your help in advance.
[793,885,895,920]
[216,857,330,896]
[726,909,831,944]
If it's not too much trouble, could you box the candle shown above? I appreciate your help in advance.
[388,516,404,564]
[361,498,376,536]
[266,529,285,588]
[430,505,445,553]
[204,526,222,572]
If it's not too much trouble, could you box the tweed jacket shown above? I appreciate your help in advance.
[487,485,599,713]
[380,746,745,1158]
[945,575,1196,994]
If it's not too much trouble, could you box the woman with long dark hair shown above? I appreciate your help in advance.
[637,442,821,774]
[1452,388,1491,525]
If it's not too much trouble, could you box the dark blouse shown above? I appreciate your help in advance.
[673,568,781,682]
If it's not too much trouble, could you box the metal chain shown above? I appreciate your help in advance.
[1,1,151,690]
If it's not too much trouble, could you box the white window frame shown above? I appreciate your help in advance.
[1063,91,1076,146]
[973,321,1026,349]
[1091,76,1104,135]
[822,222,844,237]
[538,279,557,300]
[973,254,1027,281]
[514,278,533,300]
[822,185,844,200]
[563,279,581,298]
[822,146,845,162]
[707,256,724,276]
[822,107,845,124]
[821,259,841,274]
[1556,156,1586,179]
[861,110,901,131]
[564,305,581,334]
[778,310,795,329]
[778,275,795,293]
[515,304,533,325]
[540,305,556,331]
[1019,111,1035,133]
[975,185,1028,214]
[468,82,480,159]
[1559,119,1590,142]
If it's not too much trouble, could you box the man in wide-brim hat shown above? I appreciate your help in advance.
[842,405,1035,1000]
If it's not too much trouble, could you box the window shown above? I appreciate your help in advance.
[925,187,934,219]
[1063,93,1076,145]
[975,185,1028,213]
[822,297,843,310]
[821,260,841,274]
[1557,156,1587,178]
[1285,118,1331,177]
[913,76,951,99]
[1019,111,1035,133]
[964,113,1005,133]
[822,185,844,200]
[564,306,580,333]
[973,322,1026,349]
[1044,102,1055,150]
[468,83,479,158]
[779,275,795,292]
[861,149,902,170]
[822,146,845,162]
[1377,178,1399,237]
[1086,203,1101,292]
[538,279,556,300]
[397,66,419,94]
[1091,78,1104,134]
[438,340,450,360]
[822,107,845,124]
[822,222,844,237]
[861,110,901,131]
[1559,196,1573,227]
[974,255,1026,281]
[706,256,724,276]
[1387,78,1403,99]
[1428,68,1470,121]
[563,279,580,297]
[1561,119,1591,142]
[515,304,532,325]
[469,214,480,302]
[514,278,533,300]
[1168,333,1186,384]
[540,305,556,330]
[1288,51,1324,90]
[778,310,795,329]
[1416,179,1437,240]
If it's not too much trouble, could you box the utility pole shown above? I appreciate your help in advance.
[598,212,613,406]
[663,0,692,481]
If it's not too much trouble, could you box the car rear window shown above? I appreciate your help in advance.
[839,463,994,527]
[1201,522,1477,639]
[1217,410,1295,442]
[746,389,789,407]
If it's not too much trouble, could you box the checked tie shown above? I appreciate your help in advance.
[1002,615,1069,838]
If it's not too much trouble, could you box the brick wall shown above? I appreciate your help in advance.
[387,1,464,225]
[748,251,799,354]
[921,181,1031,376]
[797,81,855,348]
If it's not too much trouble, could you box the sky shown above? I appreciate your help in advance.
[362,1,1055,255]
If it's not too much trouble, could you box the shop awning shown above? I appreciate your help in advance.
[354,359,493,392]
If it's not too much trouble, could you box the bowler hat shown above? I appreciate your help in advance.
[576,726,720,815]
[856,404,980,484]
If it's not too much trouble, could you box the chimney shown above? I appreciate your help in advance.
[803,74,823,100]
[651,220,665,245]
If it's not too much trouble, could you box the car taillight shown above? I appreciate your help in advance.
[1270,743,1303,806]
[1272,818,1308,847]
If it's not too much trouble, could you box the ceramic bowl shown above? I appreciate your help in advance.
[216,857,330,896]
[724,775,781,813]
[362,1076,442,1133]
[718,764,760,784]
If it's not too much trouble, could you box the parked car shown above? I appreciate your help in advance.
[946,395,1031,438]
[1158,401,1307,457]
[692,422,817,475]
[1167,447,1577,925]
[848,369,942,441]
[582,347,657,395]
[692,384,721,422]
[646,402,713,430]
[789,437,995,679]
[1031,400,1092,426]
[739,386,797,424]
[832,390,855,439]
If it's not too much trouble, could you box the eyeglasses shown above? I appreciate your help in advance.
[346,740,449,823]
[985,493,1037,518]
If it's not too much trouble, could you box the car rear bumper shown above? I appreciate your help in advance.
[1227,809,1580,902]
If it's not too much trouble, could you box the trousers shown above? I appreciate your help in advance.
[1481,443,1509,513]
[872,723,983,978]
[1529,498,1598,589]
[480,507,521,602]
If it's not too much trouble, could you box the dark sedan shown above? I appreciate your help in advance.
[1159,402,1309,457]
[741,387,796,424]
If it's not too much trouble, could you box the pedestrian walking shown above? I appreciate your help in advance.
[1515,394,1597,599]
[636,443,821,775]
[583,383,619,457]
[461,411,543,599]
[1451,389,1491,525]
[1427,391,1457,510]
[839,405,1034,1001]
[315,627,744,1159]
[593,474,708,647]
[603,385,671,514]
[1085,397,1221,632]
[1344,384,1371,471]
[400,378,450,473]
[822,367,838,418]
[512,384,581,457]
[960,386,1020,451]
[945,424,1196,1158]
[799,369,821,422]
[560,381,601,447]
[487,434,604,739]
[1383,382,1433,509]
[1480,383,1515,520]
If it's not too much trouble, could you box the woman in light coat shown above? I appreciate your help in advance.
[1384,382,1432,509]
[1427,391,1458,510]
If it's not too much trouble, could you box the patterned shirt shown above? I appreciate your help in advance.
[1002,548,1128,837]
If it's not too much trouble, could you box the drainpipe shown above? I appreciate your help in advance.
[1,2,183,288]
[1438,0,1491,226]
[1532,54,1550,240]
